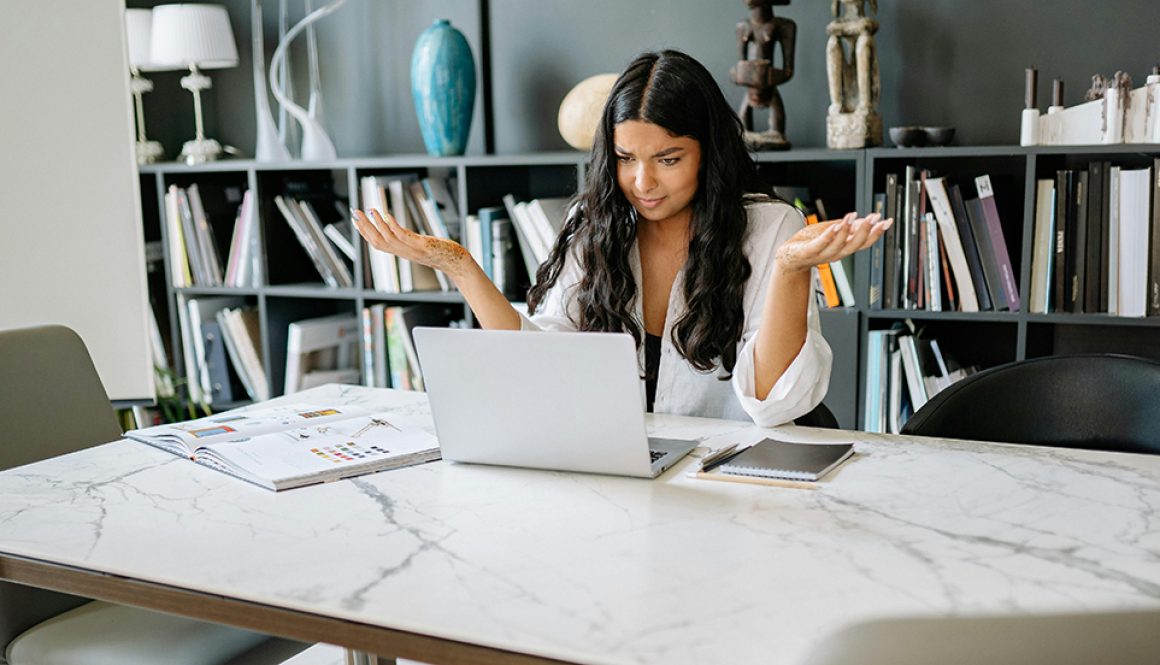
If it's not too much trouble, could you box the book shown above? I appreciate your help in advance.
[359,176,401,293]
[1118,167,1153,317]
[924,176,978,312]
[126,403,441,491]
[965,195,1009,311]
[1053,170,1074,313]
[1069,170,1089,312]
[1149,159,1160,316]
[868,192,887,310]
[283,314,360,395]
[323,221,357,261]
[974,176,1021,311]
[216,307,269,402]
[717,438,855,482]
[883,173,900,309]
[948,183,992,311]
[1084,161,1106,313]
[805,213,841,308]
[1108,166,1121,316]
[1028,179,1056,313]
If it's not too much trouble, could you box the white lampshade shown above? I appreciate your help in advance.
[149,4,238,70]
[125,9,154,69]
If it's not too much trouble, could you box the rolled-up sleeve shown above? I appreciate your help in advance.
[731,296,832,427]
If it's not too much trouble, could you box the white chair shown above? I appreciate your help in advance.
[0,325,308,665]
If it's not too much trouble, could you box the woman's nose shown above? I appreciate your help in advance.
[634,164,656,192]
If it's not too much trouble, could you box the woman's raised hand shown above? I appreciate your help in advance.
[775,212,892,274]
[351,207,474,278]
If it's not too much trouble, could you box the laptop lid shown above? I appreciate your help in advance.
[414,328,688,478]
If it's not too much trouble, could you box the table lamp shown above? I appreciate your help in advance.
[149,4,239,165]
[125,9,168,164]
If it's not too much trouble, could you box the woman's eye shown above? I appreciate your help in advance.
[659,158,680,166]
[616,155,633,163]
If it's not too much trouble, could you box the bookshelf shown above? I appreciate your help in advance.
[139,150,866,426]
[861,143,1160,430]
[146,143,1160,431]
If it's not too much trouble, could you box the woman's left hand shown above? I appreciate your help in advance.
[775,212,892,274]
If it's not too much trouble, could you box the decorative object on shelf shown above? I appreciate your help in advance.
[1025,65,1160,146]
[888,125,955,148]
[824,0,882,149]
[729,0,796,150]
[276,0,297,155]
[124,9,171,165]
[411,19,476,156]
[557,73,617,151]
[149,4,240,165]
[1020,67,1039,146]
[251,0,289,161]
[270,0,346,161]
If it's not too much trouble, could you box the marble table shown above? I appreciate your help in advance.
[2,384,1159,665]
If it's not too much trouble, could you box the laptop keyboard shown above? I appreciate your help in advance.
[648,449,666,463]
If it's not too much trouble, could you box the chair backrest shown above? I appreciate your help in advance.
[794,402,840,429]
[0,325,123,470]
[802,610,1160,665]
[901,353,1160,455]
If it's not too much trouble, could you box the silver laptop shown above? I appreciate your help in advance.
[413,328,697,478]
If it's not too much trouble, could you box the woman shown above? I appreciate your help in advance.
[353,49,890,426]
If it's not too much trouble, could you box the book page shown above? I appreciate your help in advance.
[195,412,439,489]
[126,403,369,454]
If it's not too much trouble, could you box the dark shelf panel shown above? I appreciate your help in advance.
[1025,313,1160,327]
[866,309,1021,323]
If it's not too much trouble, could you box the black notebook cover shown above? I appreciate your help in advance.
[719,438,855,481]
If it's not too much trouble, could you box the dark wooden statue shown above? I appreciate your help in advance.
[730,0,796,150]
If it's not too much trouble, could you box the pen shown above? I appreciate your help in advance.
[699,443,743,473]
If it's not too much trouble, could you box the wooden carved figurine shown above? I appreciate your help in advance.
[730,0,796,150]
[825,0,882,149]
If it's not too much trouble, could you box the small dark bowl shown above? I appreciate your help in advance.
[922,126,955,146]
[889,126,926,148]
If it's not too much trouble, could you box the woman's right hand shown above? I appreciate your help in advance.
[351,207,474,278]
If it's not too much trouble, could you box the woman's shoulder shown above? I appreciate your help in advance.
[742,196,805,240]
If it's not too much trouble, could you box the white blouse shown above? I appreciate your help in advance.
[518,200,832,427]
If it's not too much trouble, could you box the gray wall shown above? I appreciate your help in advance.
[132,0,1160,158]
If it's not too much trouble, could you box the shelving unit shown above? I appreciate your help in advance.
[142,143,1159,430]
[859,143,1160,428]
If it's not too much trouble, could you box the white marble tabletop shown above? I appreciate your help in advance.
[2,384,1159,665]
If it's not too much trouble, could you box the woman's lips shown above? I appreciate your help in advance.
[636,196,665,209]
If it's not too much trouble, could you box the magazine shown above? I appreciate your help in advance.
[126,403,440,491]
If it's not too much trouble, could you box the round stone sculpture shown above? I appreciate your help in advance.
[557,73,618,151]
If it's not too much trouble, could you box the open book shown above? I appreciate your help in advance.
[126,403,440,491]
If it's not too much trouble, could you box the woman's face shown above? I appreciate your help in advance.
[613,120,701,227]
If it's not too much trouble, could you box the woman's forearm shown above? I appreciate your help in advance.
[446,253,522,330]
[752,265,812,400]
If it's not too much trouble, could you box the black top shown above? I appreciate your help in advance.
[644,332,662,412]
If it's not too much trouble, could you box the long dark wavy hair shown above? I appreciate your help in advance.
[527,49,768,376]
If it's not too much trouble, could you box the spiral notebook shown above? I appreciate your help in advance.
[718,438,855,481]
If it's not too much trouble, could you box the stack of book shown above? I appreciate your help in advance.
[862,321,976,434]
[359,174,459,294]
[360,303,465,391]
[500,194,571,287]
[177,295,267,405]
[868,170,1020,313]
[774,188,855,309]
[1027,160,1160,317]
[273,195,353,289]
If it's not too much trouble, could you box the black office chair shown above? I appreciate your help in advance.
[795,402,840,429]
[801,610,1160,665]
[901,353,1160,455]
[0,325,307,665]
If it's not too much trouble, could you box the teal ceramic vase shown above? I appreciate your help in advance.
[410,19,476,156]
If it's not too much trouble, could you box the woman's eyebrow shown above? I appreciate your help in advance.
[614,146,686,157]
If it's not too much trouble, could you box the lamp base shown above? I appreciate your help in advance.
[179,137,223,165]
[136,140,164,165]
